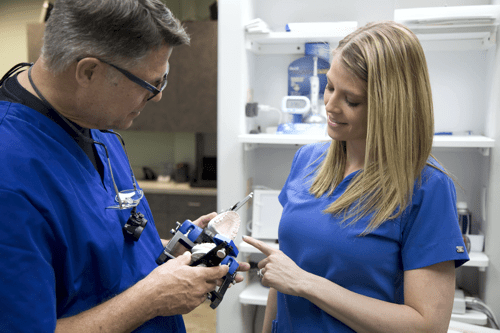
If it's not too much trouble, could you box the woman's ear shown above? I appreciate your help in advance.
[75,58,102,87]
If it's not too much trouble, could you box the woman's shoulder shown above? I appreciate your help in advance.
[295,141,331,163]
[418,157,454,189]
[286,141,331,179]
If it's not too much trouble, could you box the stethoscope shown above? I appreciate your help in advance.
[1,63,147,241]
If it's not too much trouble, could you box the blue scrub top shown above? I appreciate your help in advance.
[273,142,469,333]
[0,101,185,332]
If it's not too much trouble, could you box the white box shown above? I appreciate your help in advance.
[251,189,282,240]
[468,234,485,253]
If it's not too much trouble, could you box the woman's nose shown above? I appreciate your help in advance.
[324,92,340,113]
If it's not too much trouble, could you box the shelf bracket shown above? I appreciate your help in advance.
[478,147,490,157]
[244,143,256,151]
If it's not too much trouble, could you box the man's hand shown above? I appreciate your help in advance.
[192,212,217,229]
[160,212,218,254]
[145,251,230,316]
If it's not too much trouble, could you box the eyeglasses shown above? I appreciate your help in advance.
[98,130,144,210]
[98,58,169,101]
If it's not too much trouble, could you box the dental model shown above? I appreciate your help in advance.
[207,211,241,241]
[190,211,241,264]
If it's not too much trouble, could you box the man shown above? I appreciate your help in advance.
[0,0,248,331]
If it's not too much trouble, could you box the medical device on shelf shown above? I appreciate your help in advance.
[303,56,326,124]
[281,96,311,123]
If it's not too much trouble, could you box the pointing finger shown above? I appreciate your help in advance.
[242,235,275,256]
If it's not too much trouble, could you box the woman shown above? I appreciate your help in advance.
[243,21,469,333]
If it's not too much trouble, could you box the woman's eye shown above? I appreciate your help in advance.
[346,98,360,107]
[325,85,334,92]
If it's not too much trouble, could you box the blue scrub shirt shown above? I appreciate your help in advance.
[0,101,185,332]
[273,142,469,332]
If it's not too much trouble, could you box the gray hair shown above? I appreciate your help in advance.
[41,0,190,73]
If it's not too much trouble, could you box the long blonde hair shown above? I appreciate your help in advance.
[310,21,435,234]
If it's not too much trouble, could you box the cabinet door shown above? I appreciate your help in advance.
[27,23,45,63]
[146,193,217,239]
[128,21,217,133]
[145,194,173,239]
[165,194,217,225]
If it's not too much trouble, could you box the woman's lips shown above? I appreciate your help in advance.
[327,115,347,126]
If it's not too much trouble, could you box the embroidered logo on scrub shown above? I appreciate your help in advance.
[456,246,465,253]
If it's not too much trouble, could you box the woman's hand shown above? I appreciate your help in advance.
[242,235,308,296]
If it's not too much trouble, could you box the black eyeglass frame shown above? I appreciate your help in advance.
[97,58,168,101]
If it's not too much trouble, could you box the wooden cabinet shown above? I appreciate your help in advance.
[128,21,218,133]
[146,193,217,239]
[27,21,217,133]
[27,23,45,63]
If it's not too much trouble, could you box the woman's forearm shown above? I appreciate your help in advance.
[262,288,277,333]
[297,261,454,333]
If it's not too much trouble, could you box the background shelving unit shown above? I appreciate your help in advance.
[218,1,500,332]
[239,133,495,147]
[246,24,498,53]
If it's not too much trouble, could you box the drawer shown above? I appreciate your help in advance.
[145,193,217,239]
[165,195,217,219]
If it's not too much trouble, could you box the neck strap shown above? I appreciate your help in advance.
[0,62,33,86]
[27,65,97,145]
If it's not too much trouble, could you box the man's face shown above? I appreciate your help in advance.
[79,44,173,130]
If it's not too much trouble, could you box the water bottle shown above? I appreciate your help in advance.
[457,202,471,235]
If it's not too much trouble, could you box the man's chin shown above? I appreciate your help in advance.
[114,114,139,130]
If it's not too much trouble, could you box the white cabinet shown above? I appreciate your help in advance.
[217,1,499,332]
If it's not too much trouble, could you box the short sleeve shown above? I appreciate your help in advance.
[0,190,57,332]
[278,145,305,208]
[401,169,469,270]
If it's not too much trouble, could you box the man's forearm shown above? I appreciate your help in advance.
[56,277,156,333]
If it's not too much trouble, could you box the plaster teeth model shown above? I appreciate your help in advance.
[207,211,241,241]
[191,243,216,263]
[190,211,241,265]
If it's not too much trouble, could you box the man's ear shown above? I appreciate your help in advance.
[75,58,102,87]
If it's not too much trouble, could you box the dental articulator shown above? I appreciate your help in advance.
[156,192,253,309]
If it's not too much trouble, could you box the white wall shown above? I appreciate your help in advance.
[0,0,41,75]
[483,0,500,323]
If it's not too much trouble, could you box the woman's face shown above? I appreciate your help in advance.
[324,55,368,148]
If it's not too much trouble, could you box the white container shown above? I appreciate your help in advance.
[468,234,485,253]
[251,189,282,240]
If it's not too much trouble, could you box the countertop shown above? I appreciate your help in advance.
[138,180,217,196]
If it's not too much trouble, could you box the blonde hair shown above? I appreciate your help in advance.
[310,21,434,234]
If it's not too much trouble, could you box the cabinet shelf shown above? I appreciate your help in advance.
[239,281,269,306]
[408,24,498,51]
[138,181,217,196]
[246,24,497,54]
[464,251,489,272]
[238,240,279,254]
[239,134,494,149]
[246,31,349,54]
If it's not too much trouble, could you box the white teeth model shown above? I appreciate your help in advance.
[191,242,216,263]
[207,211,241,241]
[190,211,241,264]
